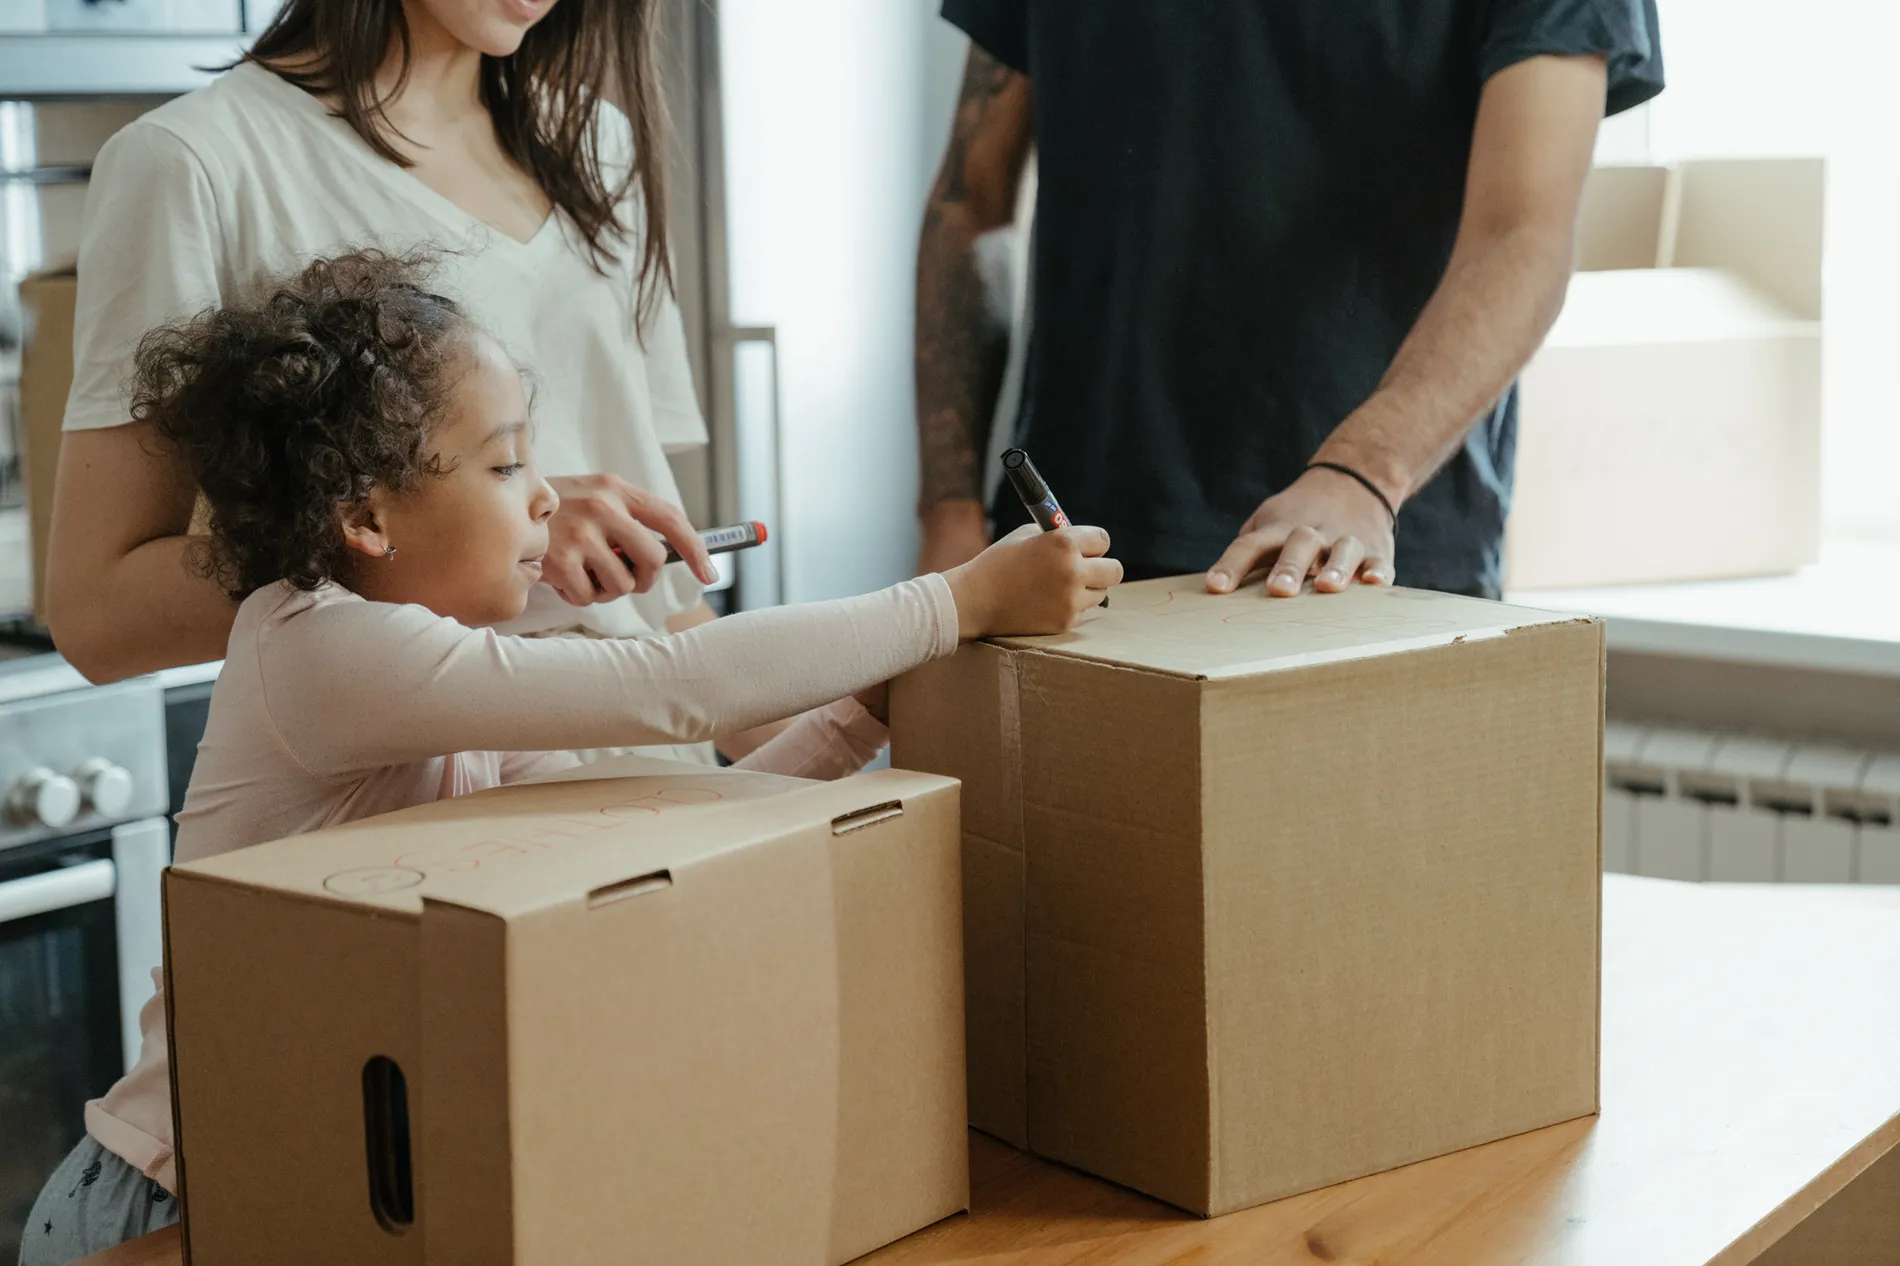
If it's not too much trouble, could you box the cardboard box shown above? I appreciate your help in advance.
[18,270,76,625]
[1505,159,1825,591]
[891,578,1604,1216]
[164,757,968,1265]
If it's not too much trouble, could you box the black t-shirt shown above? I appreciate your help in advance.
[945,0,1663,592]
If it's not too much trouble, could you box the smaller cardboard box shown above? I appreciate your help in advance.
[892,579,1604,1216]
[1506,158,1825,591]
[164,757,967,1265]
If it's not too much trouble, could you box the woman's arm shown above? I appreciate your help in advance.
[260,577,960,780]
[730,697,889,781]
[45,121,235,682]
[46,424,238,682]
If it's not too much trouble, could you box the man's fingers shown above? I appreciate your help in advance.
[1314,536,1367,593]
[1361,554,1397,586]
[1207,526,1289,594]
[1264,526,1325,597]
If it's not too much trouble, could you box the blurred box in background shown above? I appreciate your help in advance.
[1505,159,1824,591]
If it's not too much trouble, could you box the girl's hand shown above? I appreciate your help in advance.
[543,474,718,603]
[945,523,1122,640]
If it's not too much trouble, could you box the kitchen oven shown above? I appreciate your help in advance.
[0,663,168,1261]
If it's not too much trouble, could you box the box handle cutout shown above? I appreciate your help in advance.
[362,1056,413,1234]
[588,869,673,909]
[832,800,903,835]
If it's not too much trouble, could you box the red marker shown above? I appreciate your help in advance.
[615,521,769,571]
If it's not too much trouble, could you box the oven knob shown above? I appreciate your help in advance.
[76,758,136,818]
[11,767,81,830]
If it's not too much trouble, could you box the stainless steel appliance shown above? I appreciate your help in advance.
[0,657,169,1262]
[0,1,277,97]
[0,97,156,622]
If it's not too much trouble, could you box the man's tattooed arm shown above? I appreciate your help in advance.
[915,47,1035,509]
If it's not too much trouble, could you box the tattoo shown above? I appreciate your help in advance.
[940,50,1018,206]
[915,49,1027,508]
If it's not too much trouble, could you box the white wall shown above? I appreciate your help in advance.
[717,1,967,603]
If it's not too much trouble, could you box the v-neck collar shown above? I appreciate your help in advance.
[236,61,561,253]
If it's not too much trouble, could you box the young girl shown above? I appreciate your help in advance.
[54,0,745,707]
[17,251,1120,1265]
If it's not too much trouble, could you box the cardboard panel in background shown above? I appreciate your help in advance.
[1507,157,1824,592]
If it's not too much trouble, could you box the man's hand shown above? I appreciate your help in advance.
[918,499,992,575]
[1207,467,1397,598]
[1206,54,1605,601]
[542,474,717,605]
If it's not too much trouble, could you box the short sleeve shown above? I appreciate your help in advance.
[590,103,707,454]
[942,0,1030,75]
[1479,0,1665,118]
[66,121,225,431]
[644,284,710,453]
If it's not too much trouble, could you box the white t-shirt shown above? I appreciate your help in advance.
[65,60,706,638]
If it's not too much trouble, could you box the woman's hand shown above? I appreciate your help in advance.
[542,474,717,604]
[945,523,1122,640]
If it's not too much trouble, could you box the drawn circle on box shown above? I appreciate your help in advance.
[323,867,426,897]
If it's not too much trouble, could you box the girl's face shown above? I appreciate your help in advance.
[405,0,562,58]
[344,332,559,627]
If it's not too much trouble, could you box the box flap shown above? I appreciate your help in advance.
[990,578,1581,680]
[1550,267,1820,348]
[172,755,956,921]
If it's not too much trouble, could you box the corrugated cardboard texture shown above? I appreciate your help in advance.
[1018,653,1209,1211]
[166,875,420,1266]
[1198,620,1603,1213]
[891,580,1604,1216]
[167,758,967,1265]
[891,644,1028,1145]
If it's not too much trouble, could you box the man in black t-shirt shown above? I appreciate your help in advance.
[914,0,1663,599]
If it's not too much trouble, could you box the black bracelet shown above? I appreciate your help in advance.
[1306,461,1398,528]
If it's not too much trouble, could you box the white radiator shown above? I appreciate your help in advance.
[1604,723,1900,884]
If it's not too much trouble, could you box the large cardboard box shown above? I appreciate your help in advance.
[163,757,968,1265]
[891,578,1604,1216]
[1505,158,1824,591]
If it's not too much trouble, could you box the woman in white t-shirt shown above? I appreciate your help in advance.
[44,0,726,697]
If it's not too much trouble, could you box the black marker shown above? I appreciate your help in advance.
[1001,449,1107,607]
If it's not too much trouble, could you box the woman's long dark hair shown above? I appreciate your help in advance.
[247,0,673,323]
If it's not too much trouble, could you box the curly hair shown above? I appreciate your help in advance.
[135,250,472,599]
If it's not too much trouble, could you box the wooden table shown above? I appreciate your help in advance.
[79,876,1900,1266]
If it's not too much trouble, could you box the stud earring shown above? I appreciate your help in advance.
[383,546,397,561]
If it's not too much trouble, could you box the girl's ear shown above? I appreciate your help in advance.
[337,496,392,561]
